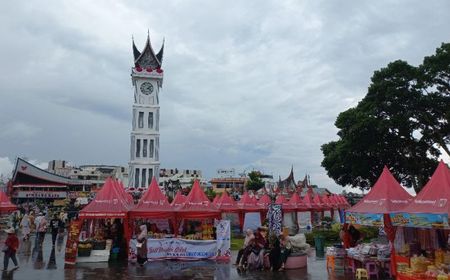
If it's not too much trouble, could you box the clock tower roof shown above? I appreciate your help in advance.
[132,32,164,69]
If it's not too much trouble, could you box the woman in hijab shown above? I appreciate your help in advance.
[136,224,148,266]
[20,213,31,241]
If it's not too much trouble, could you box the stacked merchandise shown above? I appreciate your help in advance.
[346,242,391,262]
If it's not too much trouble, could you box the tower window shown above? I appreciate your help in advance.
[138,112,144,128]
[143,139,148,157]
[136,139,141,158]
[150,139,154,158]
[149,168,153,182]
[134,168,139,188]
[142,168,147,188]
[148,112,153,129]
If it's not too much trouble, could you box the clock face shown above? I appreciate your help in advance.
[140,82,153,95]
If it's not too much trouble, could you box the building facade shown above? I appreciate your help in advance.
[128,33,164,188]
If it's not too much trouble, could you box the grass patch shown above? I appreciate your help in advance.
[231,237,244,251]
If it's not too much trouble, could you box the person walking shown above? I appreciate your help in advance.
[36,213,48,245]
[50,214,62,246]
[20,213,31,241]
[3,228,19,271]
[136,225,148,267]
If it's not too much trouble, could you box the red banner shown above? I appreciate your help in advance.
[64,220,82,267]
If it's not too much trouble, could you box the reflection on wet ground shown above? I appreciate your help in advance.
[0,233,352,280]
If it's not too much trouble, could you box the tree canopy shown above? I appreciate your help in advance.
[246,171,265,191]
[322,43,450,193]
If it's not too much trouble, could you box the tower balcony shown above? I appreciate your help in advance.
[131,67,164,79]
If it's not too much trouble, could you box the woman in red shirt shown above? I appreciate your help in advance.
[3,228,19,271]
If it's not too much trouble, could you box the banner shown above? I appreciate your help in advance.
[130,238,217,260]
[390,212,449,228]
[298,211,312,231]
[268,204,282,235]
[345,212,383,227]
[243,212,261,231]
[216,220,231,260]
[64,220,82,266]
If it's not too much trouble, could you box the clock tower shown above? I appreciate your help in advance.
[129,33,164,189]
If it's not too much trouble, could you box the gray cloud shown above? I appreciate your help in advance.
[0,0,449,192]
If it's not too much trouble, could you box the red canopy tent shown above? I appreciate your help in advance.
[288,193,305,212]
[171,191,186,207]
[212,194,220,204]
[237,192,261,230]
[175,180,220,219]
[129,177,174,220]
[346,166,413,276]
[400,161,450,215]
[79,178,131,218]
[215,191,239,213]
[256,194,271,210]
[0,192,17,213]
[276,195,294,211]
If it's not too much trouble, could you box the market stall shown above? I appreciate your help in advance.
[171,191,186,207]
[300,191,319,229]
[215,191,240,233]
[390,161,450,279]
[0,192,17,231]
[65,178,131,265]
[128,177,177,261]
[135,180,230,261]
[256,193,272,221]
[237,191,262,230]
[345,166,413,278]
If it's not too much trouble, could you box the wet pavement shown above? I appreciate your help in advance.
[1,233,353,280]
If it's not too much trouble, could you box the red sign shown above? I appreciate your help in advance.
[64,220,82,267]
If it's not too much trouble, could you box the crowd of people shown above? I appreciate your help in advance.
[2,208,67,271]
[234,227,293,271]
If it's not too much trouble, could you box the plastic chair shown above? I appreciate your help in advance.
[355,268,368,279]
[326,255,335,271]
[365,261,379,279]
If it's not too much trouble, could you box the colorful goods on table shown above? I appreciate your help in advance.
[346,242,391,262]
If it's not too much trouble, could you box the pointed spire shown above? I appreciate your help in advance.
[132,37,141,62]
[156,38,164,65]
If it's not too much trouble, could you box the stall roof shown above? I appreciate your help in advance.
[79,177,130,218]
[256,194,271,210]
[130,177,173,218]
[347,166,413,214]
[216,191,239,213]
[171,191,186,207]
[113,179,133,206]
[313,193,324,209]
[288,193,305,211]
[237,192,260,212]
[176,180,220,218]
[0,192,17,213]
[400,161,450,215]
[302,192,317,210]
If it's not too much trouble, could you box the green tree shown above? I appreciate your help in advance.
[322,56,445,192]
[246,171,265,192]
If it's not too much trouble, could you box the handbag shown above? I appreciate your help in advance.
[1,245,8,253]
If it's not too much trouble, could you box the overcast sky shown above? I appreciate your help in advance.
[0,1,449,192]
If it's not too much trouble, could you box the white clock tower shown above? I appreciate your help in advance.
[129,33,164,188]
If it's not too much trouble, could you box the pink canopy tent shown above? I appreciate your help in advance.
[276,195,295,212]
[346,166,413,277]
[399,161,450,215]
[0,192,17,213]
[129,177,175,219]
[212,194,220,204]
[175,180,220,220]
[256,194,271,210]
[113,179,133,206]
[346,166,412,214]
[288,193,305,211]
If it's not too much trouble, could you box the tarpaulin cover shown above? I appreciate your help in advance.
[399,161,450,215]
[215,191,239,213]
[79,177,130,218]
[0,192,17,213]
[237,192,260,212]
[171,191,186,207]
[347,166,412,214]
[175,180,220,219]
[130,177,174,219]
